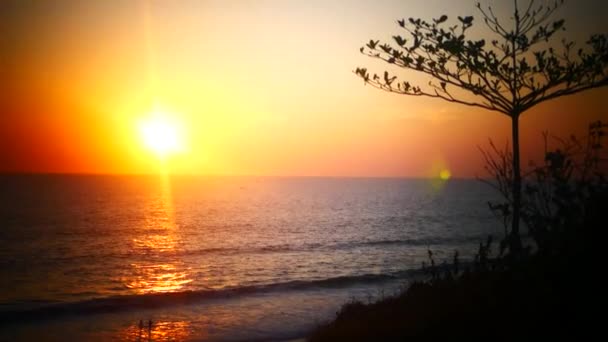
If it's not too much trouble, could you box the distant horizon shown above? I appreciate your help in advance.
[0,171,492,180]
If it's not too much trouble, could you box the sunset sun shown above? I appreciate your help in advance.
[1,0,606,340]
[138,111,186,158]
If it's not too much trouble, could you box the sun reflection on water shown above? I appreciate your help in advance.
[133,234,177,252]
[124,171,193,294]
[126,263,193,294]
[119,320,195,342]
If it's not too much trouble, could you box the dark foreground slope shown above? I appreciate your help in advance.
[309,249,600,341]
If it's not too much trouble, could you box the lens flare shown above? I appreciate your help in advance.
[439,169,451,180]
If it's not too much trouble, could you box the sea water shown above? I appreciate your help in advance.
[0,175,503,341]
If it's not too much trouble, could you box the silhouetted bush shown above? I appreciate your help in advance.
[522,121,607,255]
[482,120,608,257]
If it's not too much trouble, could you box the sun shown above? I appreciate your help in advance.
[138,111,185,158]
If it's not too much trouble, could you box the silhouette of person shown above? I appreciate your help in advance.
[138,320,143,342]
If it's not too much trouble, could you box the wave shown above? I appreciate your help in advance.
[349,235,487,248]
[169,235,486,256]
[33,235,489,264]
[0,270,422,324]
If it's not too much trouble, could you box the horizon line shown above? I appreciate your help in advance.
[0,171,487,180]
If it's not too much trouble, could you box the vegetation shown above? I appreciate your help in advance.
[309,256,595,340]
[482,120,608,256]
[355,0,608,253]
[309,1,608,339]
[309,122,606,339]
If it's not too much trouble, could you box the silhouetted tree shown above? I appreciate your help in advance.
[355,0,608,254]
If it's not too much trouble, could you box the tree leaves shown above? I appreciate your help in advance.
[384,71,397,86]
[393,35,407,47]
[434,15,448,24]
[458,15,474,28]
[366,40,379,49]
[355,1,608,115]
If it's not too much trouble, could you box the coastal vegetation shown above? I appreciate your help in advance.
[309,121,606,340]
[311,0,607,337]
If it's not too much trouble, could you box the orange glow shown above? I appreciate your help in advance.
[126,263,193,294]
[1,1,606,177]
[124,173,193,294]
[119,320,193,341]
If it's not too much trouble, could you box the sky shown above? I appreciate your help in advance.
[1,0,606,177]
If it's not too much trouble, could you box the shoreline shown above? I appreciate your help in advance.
[0,278,409,341]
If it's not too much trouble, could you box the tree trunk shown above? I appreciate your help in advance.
[511,114,523,255]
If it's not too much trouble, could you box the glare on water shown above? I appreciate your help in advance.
[124,174,193,294]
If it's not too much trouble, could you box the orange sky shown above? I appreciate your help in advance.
[1,0,606,177]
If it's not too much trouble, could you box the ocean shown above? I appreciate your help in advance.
[0,175,503,341]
